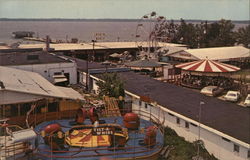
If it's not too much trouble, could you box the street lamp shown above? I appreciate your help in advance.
[197,101,205,159]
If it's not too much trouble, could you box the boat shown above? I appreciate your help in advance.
[12,31,35,39]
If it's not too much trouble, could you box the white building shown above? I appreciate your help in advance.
[0,51,77,85]
[88,70,250,160]
[166,46,250,62]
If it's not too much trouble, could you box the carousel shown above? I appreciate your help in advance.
[175,59,241,89]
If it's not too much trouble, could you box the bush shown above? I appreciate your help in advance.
[160,127,218,160]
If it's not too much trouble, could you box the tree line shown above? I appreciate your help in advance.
[154,19,250,48]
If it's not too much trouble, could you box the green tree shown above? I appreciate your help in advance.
[176,19,199,48]
[235,25,250,48]
[206,19,235,47]
[96,73,125,98]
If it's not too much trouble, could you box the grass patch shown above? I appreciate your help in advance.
[158,127,218,160]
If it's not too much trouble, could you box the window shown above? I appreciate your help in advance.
[35,103,46,114]
[20,103,31,116]
[10,104,18,117]
[27,55,39,60]
[176,118,180,124]
[54,72,63,75]
[233,144,239,153]
[185,122,189,129]
[222,137,231,142]
[190,123,197,127]
[168,113,174,116]
[139,101,142,106]
[247,150,250,158]
[48,102,59,112]
[145,103,148,109]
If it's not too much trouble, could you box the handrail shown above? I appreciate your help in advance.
[36,143,163,159]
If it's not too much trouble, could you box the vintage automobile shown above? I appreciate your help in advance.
[224,91,240,102]
[200,86,224,97]
[244,94,250,107]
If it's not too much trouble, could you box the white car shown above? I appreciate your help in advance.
[244,94,250,107]
[224,91,240,102]
[200,86,224,97]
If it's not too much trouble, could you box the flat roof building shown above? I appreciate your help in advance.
[0,51,77,85]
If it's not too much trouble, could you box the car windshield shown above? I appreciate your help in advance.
[247,97,250,100]
[228,93,236,97]
[205,87,214,92]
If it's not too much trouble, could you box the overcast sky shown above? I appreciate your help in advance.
[0,0,249,20]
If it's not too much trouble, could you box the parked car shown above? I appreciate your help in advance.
[244,94,250,107]
[200,86,224,97]
[224,91,240,102]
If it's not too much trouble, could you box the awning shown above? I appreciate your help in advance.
[53,75,68,84]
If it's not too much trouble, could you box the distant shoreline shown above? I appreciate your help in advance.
[0,18,249,24]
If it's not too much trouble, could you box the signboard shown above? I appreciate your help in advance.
[94,33,106,41]
[92,127,114,135]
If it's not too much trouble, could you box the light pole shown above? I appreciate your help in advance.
[197,101,205,159]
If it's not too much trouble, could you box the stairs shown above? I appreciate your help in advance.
[103,96,121,117]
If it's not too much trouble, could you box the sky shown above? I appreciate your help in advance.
[0,0,249,20]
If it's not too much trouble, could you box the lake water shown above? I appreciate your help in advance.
[0,21,140,44]
[0,20,248,44]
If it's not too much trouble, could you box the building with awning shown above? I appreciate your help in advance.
[53,74,68,85]
[167,46,250,62]
[0,66,84,126]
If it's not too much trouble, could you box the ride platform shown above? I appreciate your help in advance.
[34,116,164,160]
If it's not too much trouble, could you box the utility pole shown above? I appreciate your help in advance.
[86,40,96,92]
[86,52,89,91]
[92,40,96,61]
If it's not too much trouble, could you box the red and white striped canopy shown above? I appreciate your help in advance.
[175,59,240,73]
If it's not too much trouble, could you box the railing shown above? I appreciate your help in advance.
[0,142,29,158]
[36,142,162,159]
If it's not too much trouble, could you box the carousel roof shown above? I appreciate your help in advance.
[175,59,240,72]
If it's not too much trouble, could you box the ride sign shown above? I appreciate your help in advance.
[92,127,114,135]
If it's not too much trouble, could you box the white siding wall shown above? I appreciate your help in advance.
[93,79,99,94]
[132,98,249,160]
[0,91,42,105]
[9,62,77,84]
[79,72,87,85]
